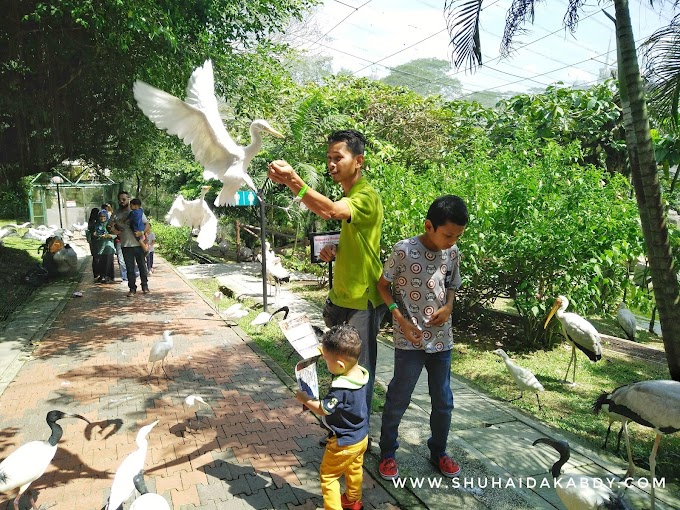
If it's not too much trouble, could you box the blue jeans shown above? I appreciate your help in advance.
[115,241,127,280]
[322,299,386,422]
[379,349,453,458]
[122,246,148,293]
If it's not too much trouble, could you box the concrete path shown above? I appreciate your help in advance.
[212,262,679,510]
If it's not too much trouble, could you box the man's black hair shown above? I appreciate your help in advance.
[327,130,366,156]
[427,195,469,229]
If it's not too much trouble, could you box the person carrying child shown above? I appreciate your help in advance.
[377,195,468,481]
[296,324,369,510]
[128,198,148,252]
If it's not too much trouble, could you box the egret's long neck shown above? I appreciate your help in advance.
[245,125,264,159]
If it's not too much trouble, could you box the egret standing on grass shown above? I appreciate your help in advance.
[0,410,90,510]
[616,302,637,342]
[532,438,632,510]
[166,185,218,250]
[148,331,173,379]
[106,421,159,510]
[492,349,544,410]
[129,470,169,510]
[133,60,284,207]
[594,380,680,510]
[544,295,602,384]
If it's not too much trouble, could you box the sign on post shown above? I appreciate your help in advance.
[308,231,340,263]
[234,190,260,206]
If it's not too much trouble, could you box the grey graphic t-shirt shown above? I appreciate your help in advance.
[382,236,461,352]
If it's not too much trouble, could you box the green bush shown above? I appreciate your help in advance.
[153,223,190,263]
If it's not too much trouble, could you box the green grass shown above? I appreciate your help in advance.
[452,339,680,490]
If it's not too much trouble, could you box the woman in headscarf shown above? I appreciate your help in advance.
[92,209,116,282]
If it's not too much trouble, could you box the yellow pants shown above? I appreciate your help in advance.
[320,435,368,510]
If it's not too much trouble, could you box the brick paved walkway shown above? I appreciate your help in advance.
[0,256,398,510]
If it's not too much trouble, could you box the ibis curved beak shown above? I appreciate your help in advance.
[543,300,560,329]
[266,126,285,139]
[68,413,92,424]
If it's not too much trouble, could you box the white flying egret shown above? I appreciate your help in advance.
[544,295,602,384]
[616,302,637,342]
[166,185,218,250]
[532,438,632,510]
[148,331,173,379]
[595,380,680,510]
[492,349,544,410]
[184,395,209,435]
[106,420,159,510]
[133,60,284,207]
[0,410,90,510]
[129,470,169,510]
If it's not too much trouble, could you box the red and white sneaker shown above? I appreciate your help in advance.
[340,493,363,510]
[379,456,399,480]
[431,453,461,477]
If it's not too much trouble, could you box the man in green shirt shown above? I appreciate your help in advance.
[269,130,385,420]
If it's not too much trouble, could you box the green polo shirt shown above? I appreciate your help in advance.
[328,177,384,310]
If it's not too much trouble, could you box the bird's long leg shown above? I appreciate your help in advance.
[535,392,542,411]
[13,491,22,510]
[623,422,635,478]
[572,347,577,383]
[147,361,156,379]
[161,358,169,379]
[615,423,625,454]
[649,433,661,510]
[508,391,524,402]
[603,423,613,449]
[563,344,575,383]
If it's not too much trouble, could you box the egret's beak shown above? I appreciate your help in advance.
[543,300,560,329]
[266,127,285,139]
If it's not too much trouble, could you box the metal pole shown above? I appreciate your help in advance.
[55,183,63,228]
[259,193,267,313]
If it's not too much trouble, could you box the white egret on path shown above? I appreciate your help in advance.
[184,395,209,435]
[106,420,159,510]
[616,302,637,342]
[532,438,632,510]
[212,290,223,313]
[492,349,544,410]
[129,470,169,510]
[544,295,602,384]
[0,410,90,510]
[166,185,218,250]
[148,331,174,379]
[258,242,290,302]
[133,60,284,207]
[594,380,680,510]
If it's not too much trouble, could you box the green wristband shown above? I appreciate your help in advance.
[388,303,398,312]
[297,184,309,200]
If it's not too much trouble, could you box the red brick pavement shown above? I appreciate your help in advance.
[0,256,398,509]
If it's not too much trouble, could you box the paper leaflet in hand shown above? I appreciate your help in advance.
[278,313,321,360]
[295,355,321,400]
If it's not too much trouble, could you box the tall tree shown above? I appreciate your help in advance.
[444,0,680,379]
[380,58,462,100]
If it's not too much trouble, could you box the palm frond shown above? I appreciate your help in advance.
[642,14,680,130]
[445,0,483,70]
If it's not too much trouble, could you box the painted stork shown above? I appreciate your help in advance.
[616,302,637,342]
[133,60,284,207]
[106,420,159,510]
[492,349,544,409]
[0,410,90,510]
[544,295,602,384]
[594,380,680,510]
[532,438,632,509]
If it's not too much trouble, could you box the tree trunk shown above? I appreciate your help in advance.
[614,0,680,380]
